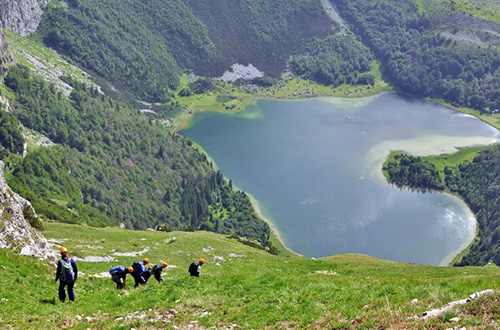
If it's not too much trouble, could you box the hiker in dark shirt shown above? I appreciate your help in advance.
[188,259,205,277]
[55,247,78,302]
[109,266,134,289]
[151,262,168,284]
[131,258,151,287]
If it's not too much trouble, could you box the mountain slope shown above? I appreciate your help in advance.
[335,0,500,112]
[0,64,271,245]
[1,222,500,329]
[35,0,337,102]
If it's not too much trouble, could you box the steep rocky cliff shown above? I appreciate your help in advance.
[0,24,13,76]
[0,0,48,36]
[0,161,53,259]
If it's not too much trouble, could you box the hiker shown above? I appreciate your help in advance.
[188,259,205,277]
[55,247,78,302]
[131,258,151,287]
[109,266,134,289]
[151,262,168,284]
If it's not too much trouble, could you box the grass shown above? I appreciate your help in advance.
[424,145,491,172]
[2,222,500,329]
[384,145,491,185]
[415,0,500,22]
[3,29,95,92]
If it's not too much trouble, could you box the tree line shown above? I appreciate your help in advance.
[335,0,500,112]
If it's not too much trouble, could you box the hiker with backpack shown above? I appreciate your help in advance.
[131,258,151,287]
[55,247,78,302]
[188,259,205,277]
[151,262,168,284]
[109,266,134,289]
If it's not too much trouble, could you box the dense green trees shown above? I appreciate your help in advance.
[384,154,444,190]
[444,147,500,266]
[36,0,334,102]
[290,33,374,86]
[3,65,271,244]
[0,106,24,157]
[335,0,500,111]
[384,147,500,266]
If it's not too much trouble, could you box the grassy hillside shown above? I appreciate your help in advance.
[1,222,500,329]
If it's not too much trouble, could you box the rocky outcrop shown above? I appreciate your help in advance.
[0,0,48,36]
[0,23,13,76]
[0,161,53,259]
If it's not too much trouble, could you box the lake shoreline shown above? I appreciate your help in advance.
[181,92,499,265]
[247,193,302,257]
[174,90,393,133]
[379,150,487,266]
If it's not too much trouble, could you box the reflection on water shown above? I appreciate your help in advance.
[182,93,498,265]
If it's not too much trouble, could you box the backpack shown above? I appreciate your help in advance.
[109,265,125,276]
[132,261,145,275]
[60,258,75,282]
[189,262,198,275]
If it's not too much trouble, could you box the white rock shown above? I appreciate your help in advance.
[218,63,264,82]
[228,253,246,258]
[113,247,149,257]
[0,161,54,260]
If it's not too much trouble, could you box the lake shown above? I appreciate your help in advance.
[181,93,499,265]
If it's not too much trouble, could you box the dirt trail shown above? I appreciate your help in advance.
[320,0,345,26]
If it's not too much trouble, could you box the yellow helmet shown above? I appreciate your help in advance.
[162,262,168,268]
[60,247,68,254]
[143,258,150,264]
[199,259,205,264]
[127,267,134,273]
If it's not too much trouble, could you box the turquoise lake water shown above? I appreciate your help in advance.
[181,93,499,265]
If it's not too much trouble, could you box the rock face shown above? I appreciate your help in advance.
[0,161,53,259]
[0,0,48,36]
[0,24,13,76]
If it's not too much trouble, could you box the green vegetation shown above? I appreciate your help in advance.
[290,33,374,86]
[170,70,390,131]
[3,28,95,91]
[1,64,272,245]
[35,0,335,102]
[0,105,25,157]
[383,145,500,266]
[335,0,500,112]
[2,222,500,329]
[415,0,500,23]
[384,153,444,190]
[424,145,491,172]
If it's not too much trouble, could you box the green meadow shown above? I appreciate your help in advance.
[1,222,500,329]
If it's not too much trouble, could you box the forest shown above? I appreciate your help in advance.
[36,0,335,102]
[289,33,374,86]
[0,65,271,245]
[335,0,500,112]
[384,146,500,266]
[384,153,444,191]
